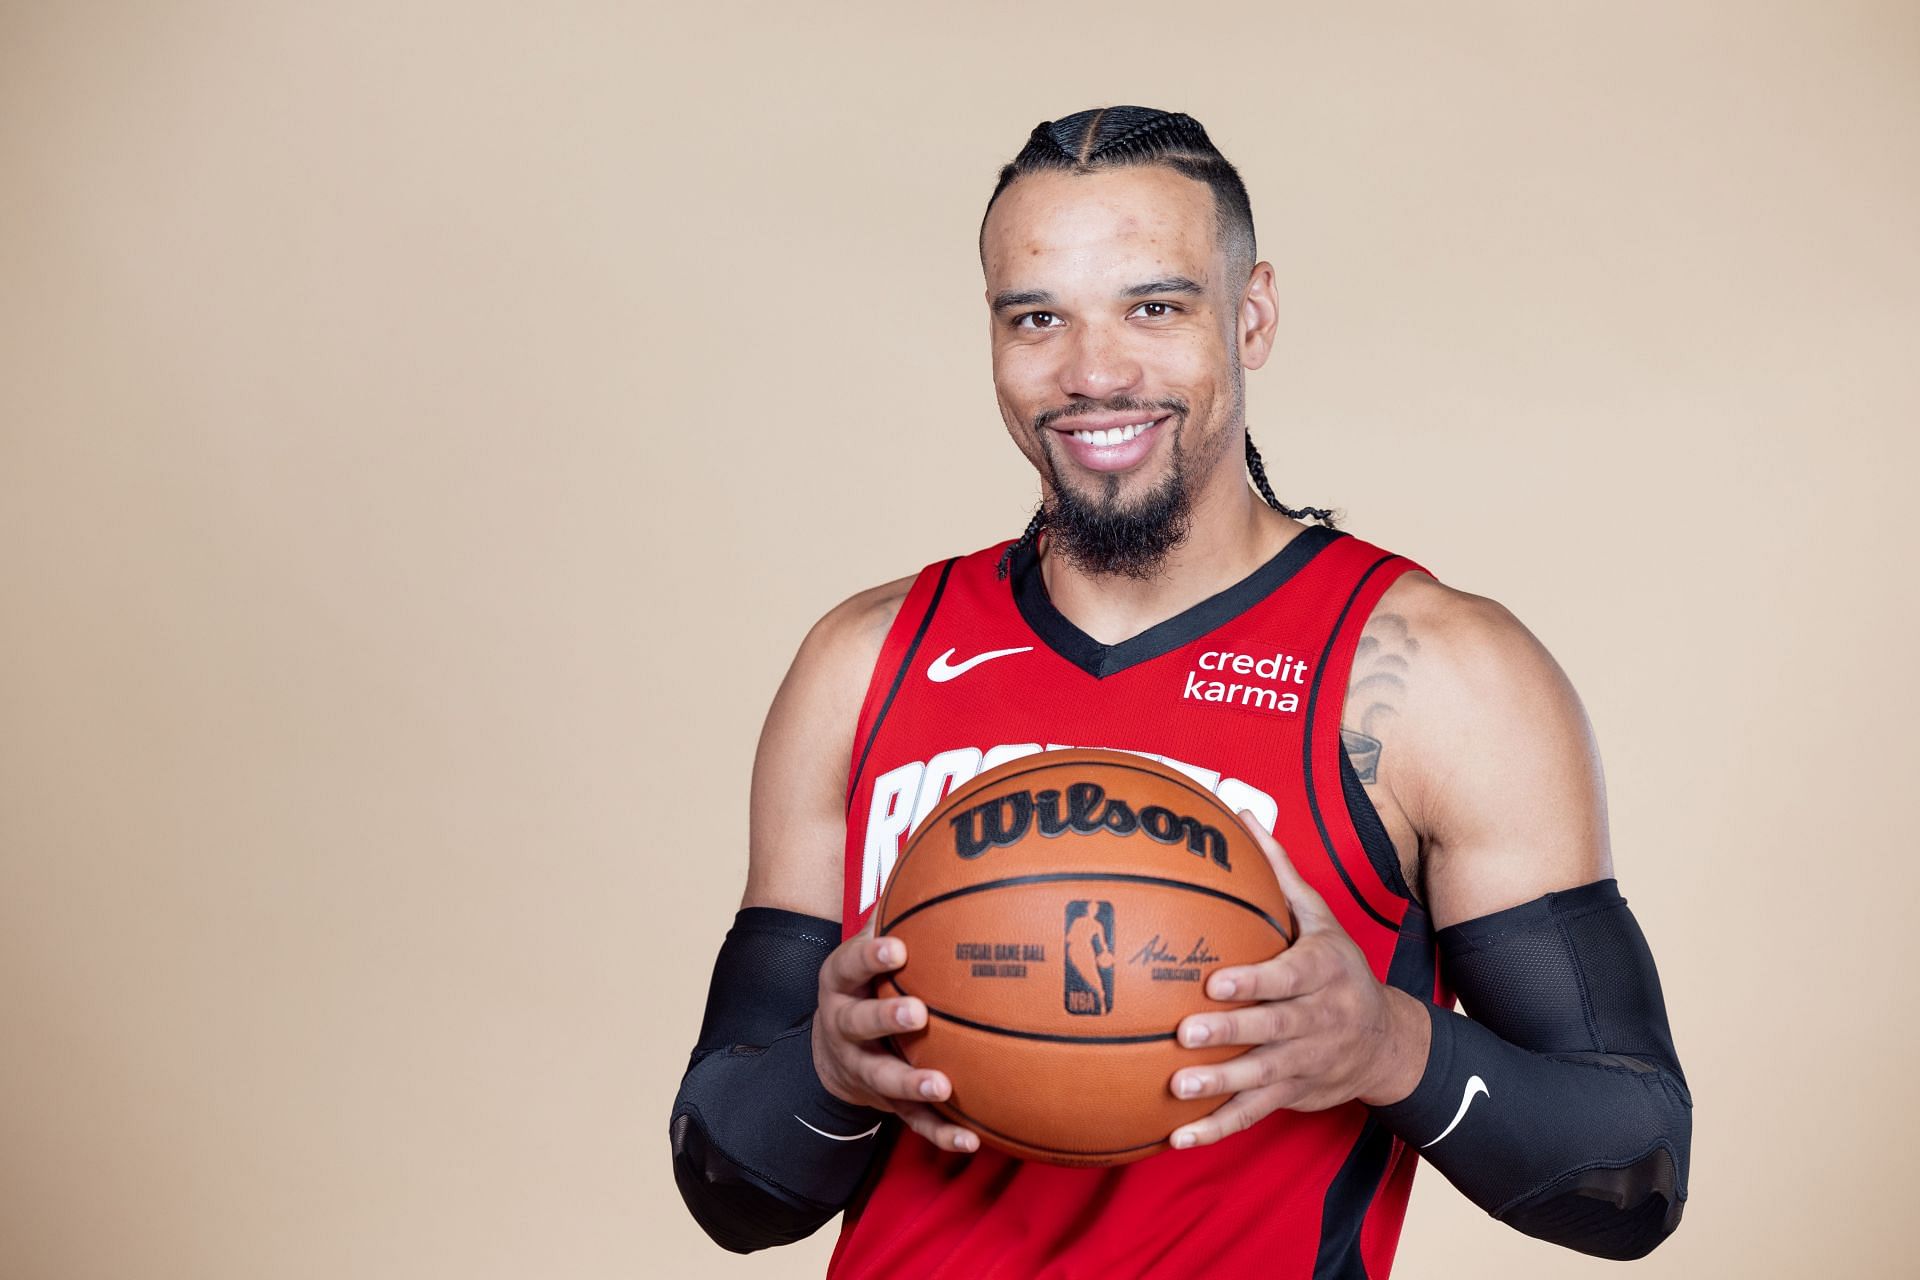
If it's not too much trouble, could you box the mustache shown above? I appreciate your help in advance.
[1033,397,1187,433]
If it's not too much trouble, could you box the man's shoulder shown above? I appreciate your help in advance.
[1367,566,1593,833]
[1361,557,1611,907]
[808,538,1017,648]
[802,574,919,676]
[1370,570,1558,708]
[1372,569,1527,663]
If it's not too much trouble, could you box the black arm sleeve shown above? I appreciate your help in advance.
[670,907,890,1254]
[1371,879,1692,1260]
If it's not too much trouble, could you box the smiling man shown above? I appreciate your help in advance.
[671,107,1693,1277]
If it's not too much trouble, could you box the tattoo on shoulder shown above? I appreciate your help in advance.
[1343,612,1419,784]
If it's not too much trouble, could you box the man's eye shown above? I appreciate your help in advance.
[1014,311,1060,330]
[1134,301,1178,319]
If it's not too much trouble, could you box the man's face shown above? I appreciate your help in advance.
[981,165,1250,575]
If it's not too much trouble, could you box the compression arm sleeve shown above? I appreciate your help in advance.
[670,907,890,1254]
[1371,879,1692,1260]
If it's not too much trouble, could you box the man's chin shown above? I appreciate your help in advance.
[1052,467,1159,515]
[1043,484,1192,581]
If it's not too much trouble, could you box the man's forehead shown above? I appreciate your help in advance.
[982,167,1220,287]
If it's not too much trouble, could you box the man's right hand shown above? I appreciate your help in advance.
[811,924,981,1154]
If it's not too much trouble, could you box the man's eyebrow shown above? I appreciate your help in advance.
[1120,275,1205,300]
[990,277,1207,315]
[990,288,1055,314]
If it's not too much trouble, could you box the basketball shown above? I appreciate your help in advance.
[874,747,1295,1166]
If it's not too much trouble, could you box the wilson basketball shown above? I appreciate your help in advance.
[874,747,1295,1166]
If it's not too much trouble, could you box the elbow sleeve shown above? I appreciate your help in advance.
[670,907,889,1254]
[1372,879,1692,1260]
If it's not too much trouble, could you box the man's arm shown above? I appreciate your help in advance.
[669,578,976,1255]
[1163,581,1691,1260]
[1378,585,1689,1257]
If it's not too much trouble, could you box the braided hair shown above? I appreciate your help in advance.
[994,507,1049,581]
[995,432,1340,579]
[979,106,1256,279]
[1245,434,1337,526]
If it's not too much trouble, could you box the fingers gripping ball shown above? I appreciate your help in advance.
[875,748,1294,1166]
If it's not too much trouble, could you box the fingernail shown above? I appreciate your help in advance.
[1184,1022,1211,1046]
[1209,977,1235,1000]
[895,1002,917,1028]
[920,1077,941,1099]
[1177,1074,1203,1098]
[879,941,901,965]
[957,1133,978,1152]
[1171,1131,1196,1150]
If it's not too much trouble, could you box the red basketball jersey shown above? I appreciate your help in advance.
[831,525,1445,1280]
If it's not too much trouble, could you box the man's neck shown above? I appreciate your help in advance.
[1039,487,1307,647]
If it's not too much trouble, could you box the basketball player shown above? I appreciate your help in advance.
[672,107,1691,1276]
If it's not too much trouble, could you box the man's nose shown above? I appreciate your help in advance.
[1055,322,1142,400]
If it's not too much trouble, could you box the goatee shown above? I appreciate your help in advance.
[1037,452,1193,581]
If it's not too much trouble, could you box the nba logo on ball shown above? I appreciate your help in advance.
[1062,901,1117,1016]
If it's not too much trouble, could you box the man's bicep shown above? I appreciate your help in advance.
[741,580,910,919]
[1405,591,1614,931]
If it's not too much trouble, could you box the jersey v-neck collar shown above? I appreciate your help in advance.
[1007,523,1345,680]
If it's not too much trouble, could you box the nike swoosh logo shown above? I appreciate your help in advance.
[926,645,1033,683]
[1421,1075,1489,1149]
[794,1114,883,1142]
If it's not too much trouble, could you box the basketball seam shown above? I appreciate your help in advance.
[936,1094,1172,1161]
[882,871,1294,944]
[888,992,1179,1045]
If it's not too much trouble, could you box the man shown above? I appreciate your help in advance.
[671,107,1691,1277]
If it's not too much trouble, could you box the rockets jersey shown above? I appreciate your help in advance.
[829,524,1449,1280]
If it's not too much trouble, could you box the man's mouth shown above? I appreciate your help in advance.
[1048,414,1171,473]
[1065,417,1157,446]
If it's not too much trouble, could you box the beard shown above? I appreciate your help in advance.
[1033,412,1194,581]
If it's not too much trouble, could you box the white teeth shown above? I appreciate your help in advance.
[1071,418,1155,447]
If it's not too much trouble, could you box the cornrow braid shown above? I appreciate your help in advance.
[995,507,1047,581]
[980,105,1257,279]
[1246,433,1338,526]
[1068,109,1195,159]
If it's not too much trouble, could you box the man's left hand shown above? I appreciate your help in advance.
[1168,812,1431,1150]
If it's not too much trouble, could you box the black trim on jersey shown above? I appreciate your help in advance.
[1315,1117,1390,1280]
[1302,553,1408,932]
[1007,524,1344,679]
[1313,899,1439,1278]
[1340,748,1417,903]
[882,871,1295,944]
[847,560,955,812]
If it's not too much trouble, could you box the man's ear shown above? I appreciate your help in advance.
[1238,261,1280,371]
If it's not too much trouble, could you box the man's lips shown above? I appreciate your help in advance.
[1048,413,1171,473]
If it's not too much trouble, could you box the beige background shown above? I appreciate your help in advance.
[3,2,1915,1277]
